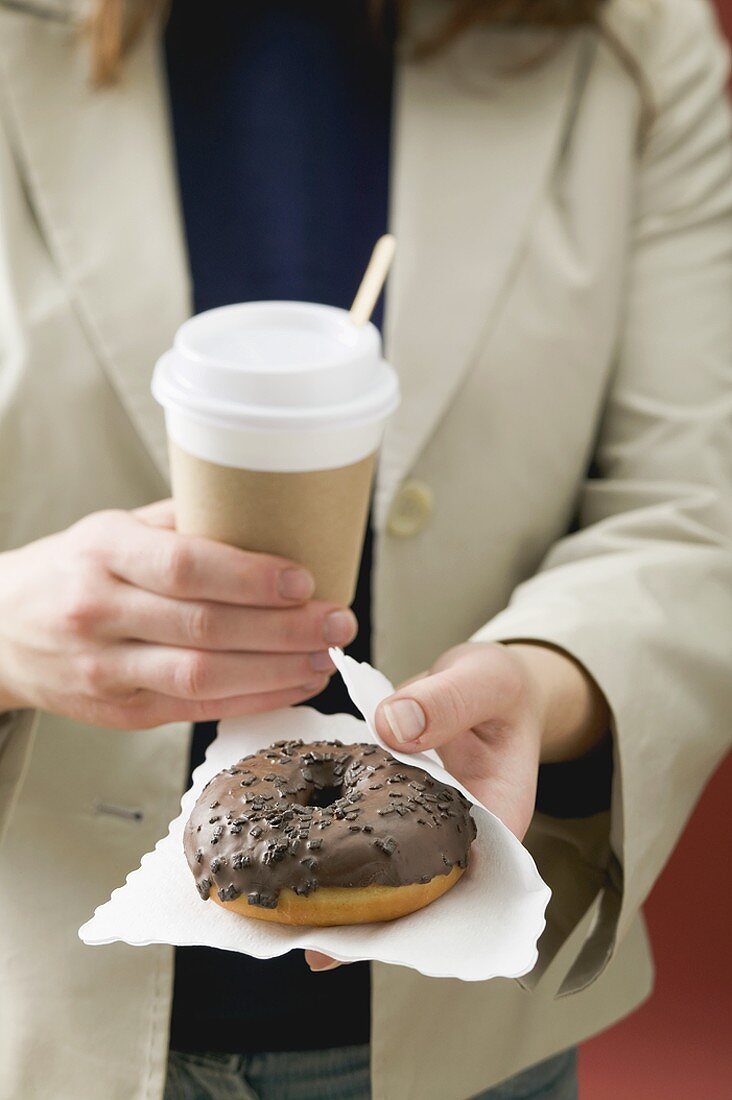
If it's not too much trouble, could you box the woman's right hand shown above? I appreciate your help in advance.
[0,500,357,729]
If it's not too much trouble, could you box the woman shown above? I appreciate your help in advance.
[0,0,730,1097]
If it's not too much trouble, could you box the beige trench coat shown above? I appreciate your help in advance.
[1,0,731,1097]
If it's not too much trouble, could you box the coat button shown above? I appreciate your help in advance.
[386,480,434,538]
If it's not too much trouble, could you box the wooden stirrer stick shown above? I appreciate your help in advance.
[349,235,396,327]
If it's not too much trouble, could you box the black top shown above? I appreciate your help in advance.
[164,0,393,1054]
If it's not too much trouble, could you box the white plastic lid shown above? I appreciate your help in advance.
[152,301,399,433]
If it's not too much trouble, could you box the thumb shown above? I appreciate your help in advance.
[375,649,495,753]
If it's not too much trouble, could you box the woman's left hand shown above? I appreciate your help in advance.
[306,640,609,972]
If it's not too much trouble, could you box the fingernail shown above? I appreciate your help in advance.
[382,699,426,744]
[279,568,315,601]
[309,651,335,673]
[309,960,342,972]
[323,609,357,646]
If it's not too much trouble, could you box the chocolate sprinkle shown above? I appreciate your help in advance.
[218,884,240,902]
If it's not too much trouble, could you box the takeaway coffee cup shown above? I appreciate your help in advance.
[152,301,400,605]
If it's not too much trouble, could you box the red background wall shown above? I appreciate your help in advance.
[579,758,732,1099]
[578,4,732,1095]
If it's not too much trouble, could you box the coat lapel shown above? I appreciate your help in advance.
[0,5,190,478]
[1,3,586,493]
[378,22,589,523]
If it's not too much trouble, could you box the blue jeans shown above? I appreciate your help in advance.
[164,1044,577,1100]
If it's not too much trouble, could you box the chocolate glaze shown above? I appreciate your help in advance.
[184,739,476,909]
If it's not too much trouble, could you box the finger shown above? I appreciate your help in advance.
[375,647,502,753]
[132,499,176,529]
[304,951,344,972]
[395,670,429,690]
[104,583,357,653]
[101,511,316,607]
[116,644,337,700]
[169,679,330,723]
[94,679,331,729]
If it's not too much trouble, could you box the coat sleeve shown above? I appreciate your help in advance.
[473,0,732,995]
[0,66,39,844]
[0,710,37,844]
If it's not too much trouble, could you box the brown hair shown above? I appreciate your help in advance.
[87,0,609,86]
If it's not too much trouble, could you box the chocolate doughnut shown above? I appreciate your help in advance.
[184,739,476,926]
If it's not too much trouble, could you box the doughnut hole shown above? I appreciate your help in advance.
[308,784,343,809]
